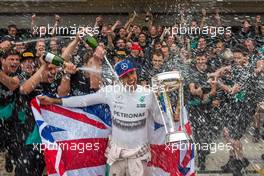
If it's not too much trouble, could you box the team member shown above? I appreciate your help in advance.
[187,53,217,170]
[0,50,21,172]
[16,51,45,176]
[213,48,261,175]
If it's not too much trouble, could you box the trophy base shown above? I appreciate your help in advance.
[166,131,190,144]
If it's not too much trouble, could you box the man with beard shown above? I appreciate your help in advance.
[0,50,21,173]
[37,59,167,176]
[187,52,217,170]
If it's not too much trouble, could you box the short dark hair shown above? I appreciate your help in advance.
[8,24,17,30]
[232,48,247,56]
[116,38,126,44]
[139,32,146,37]
[2,49,20,59]
[232,45,247,56]
[161,44,169,49]
[216,39,224,44]
[152,49,164,59]
[195,51,207,58]
[154,39,161,45]
[242,19,251,25]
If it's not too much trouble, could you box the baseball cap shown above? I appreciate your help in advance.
[130,43,143,51]
[21,51,35,62]
[114,59,137,77]
[115,49,127,59]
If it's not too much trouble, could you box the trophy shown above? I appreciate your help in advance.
[152,71,191,143]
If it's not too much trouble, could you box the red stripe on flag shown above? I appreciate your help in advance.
[58,154,66,176]
[31,98,41,113]
[185,122,192,136]
[180,145,193,168]
[45,138,108,174]
[44,149,59,175]
[178,123,192,136]
[42,105,107,129]
[149,144,182,176]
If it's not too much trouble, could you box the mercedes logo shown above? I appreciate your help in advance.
[121,63,128,70]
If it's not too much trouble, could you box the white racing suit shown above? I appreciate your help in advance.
[62,84,163,176]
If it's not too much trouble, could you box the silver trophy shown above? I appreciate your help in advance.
[152,71,191,143]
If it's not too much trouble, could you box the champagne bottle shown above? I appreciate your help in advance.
[44,52,64,66]
[83,34,98,49]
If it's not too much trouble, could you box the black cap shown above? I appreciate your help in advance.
[20,51,35,62]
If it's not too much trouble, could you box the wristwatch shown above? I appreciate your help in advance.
[63,73,71,80]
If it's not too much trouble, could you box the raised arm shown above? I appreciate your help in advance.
[87,45,104,89]
[255,15,261,35]
[38,85,110,107]
[20,64,46,94]
[94,16,103,29]
[60,31,81,62]
[146,11,153,30]
[106,29,115,50]
[31,14,37,36]
[111,20,121,32]
[200,8,207,29]
[57,62,77,97]
[50,15,61,37]
[124,11,137,32]
[212,8,221,27]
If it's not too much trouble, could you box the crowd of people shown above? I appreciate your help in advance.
[0,9,264,176]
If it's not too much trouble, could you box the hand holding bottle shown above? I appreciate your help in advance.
[44,52,65,67]
[93,45,105,61]
[83,33,98,49]
[64,62,77,75]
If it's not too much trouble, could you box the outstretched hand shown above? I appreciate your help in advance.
[38,96,60,106]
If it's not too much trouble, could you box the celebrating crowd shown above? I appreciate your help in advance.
[0,9,264,176]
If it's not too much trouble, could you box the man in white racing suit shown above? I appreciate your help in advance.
[38,59,166,176]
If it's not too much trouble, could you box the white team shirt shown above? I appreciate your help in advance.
[62,84,163,149]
